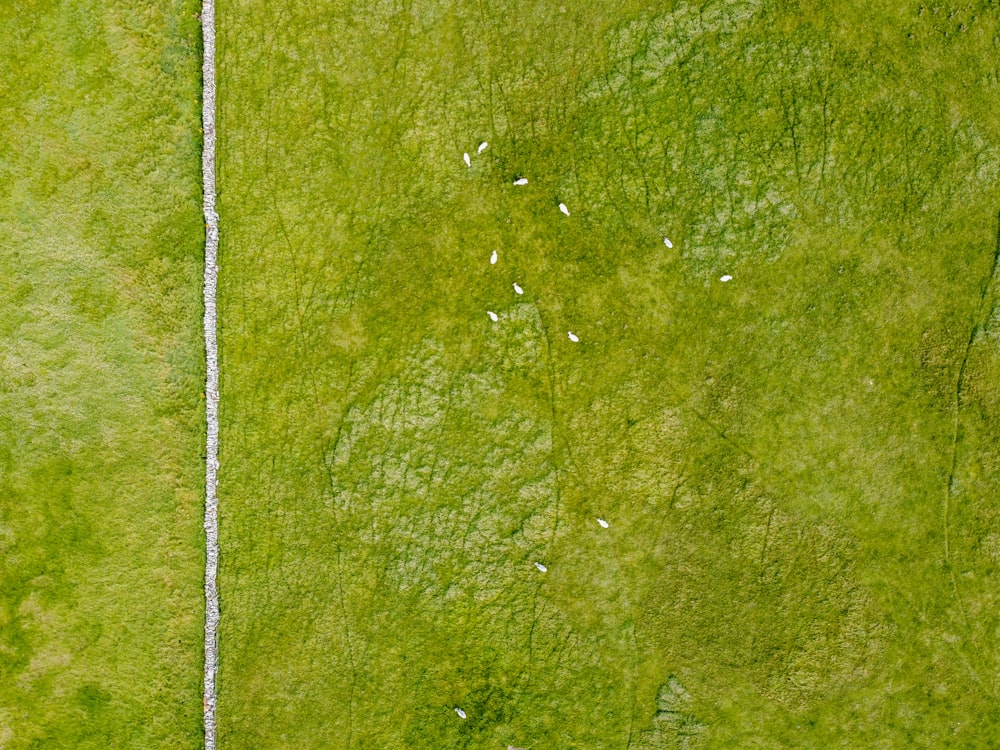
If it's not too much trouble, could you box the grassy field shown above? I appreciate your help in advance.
[4,0,1000,747]
[217,0,1000,747]
[0,1,205,747]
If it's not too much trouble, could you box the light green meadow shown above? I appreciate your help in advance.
[0,2,204,747]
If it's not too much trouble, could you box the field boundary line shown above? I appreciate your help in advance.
[201,0,220,746]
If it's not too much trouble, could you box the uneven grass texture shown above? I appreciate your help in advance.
[0,2,205,747]
[218,1,1000,747]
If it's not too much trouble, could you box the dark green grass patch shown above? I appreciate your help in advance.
[0,2,204,747]
[217,1,1000,747]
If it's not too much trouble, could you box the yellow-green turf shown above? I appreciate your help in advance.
[0,2,205,747]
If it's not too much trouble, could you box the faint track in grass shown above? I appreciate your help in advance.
[940,210,1000,690]
[201,0,220,746]
[944,209,1000,580]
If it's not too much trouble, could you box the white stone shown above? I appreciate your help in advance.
[513,283,524,295]
[201,1,221,746]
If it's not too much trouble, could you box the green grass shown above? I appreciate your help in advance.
[217,1,1000,747]
[0,1,205,747]
[6,0,1000,747]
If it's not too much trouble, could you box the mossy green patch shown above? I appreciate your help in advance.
[216,0,1000,746]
